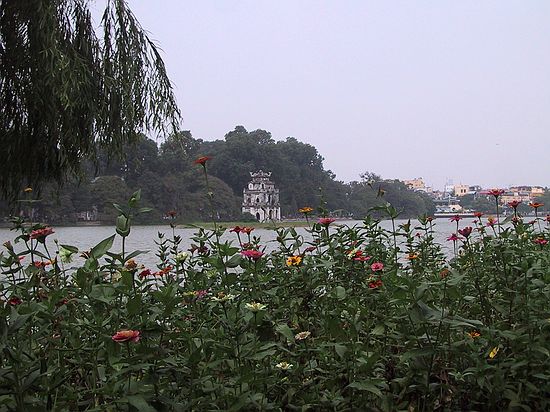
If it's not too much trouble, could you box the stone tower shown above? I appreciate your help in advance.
[242,170,281,221]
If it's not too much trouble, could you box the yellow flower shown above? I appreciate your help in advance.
[294,331,311,341]
[298,207,314,214]
[286,255,302,267]
[489,347,499,359]
[407,253,419,260]
[23,187,32,193]
[467,331,481,339]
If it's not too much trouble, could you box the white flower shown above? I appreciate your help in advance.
[294,331,311,341]
[176,252,190,263]
[275,361,293,370]
[211,292,236,302]
[245,302,267,312]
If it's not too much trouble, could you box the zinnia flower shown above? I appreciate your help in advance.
[318,217,336,226]
[529,202,544,209]
[23,187,33,193]
[298,207,314,214]
[368,279,383,289]
[286,255,302,266]
[229,226,244,233]
[194,156,211,165]
[7,296,22,306]
[488,189,505,197]
[242,227,254,234]
[370,262,384,272]
[176,252,190,263]
[241,249,264,260]
[458,227,473,238]
[29,227,54,242]
[245,302,267,312]
[407,253,419,260]
[447,234,460,242]
[112,330,140,343]
[138,269,152,278]
[486,216,496,227]
[449,215,462,222]
[294,331,311,340]
[467,331,481,339]
[473,212,483,218]
[488,346,499,359]
[211,292,236,302]
[507,200,522,209]
[275,361,293,370]
[166,210,177,218]
[534,237,548,246]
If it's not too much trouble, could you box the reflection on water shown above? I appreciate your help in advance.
[0,218,470,268]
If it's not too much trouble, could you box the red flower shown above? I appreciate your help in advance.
[230,226,244,233]
[368,279,383,289]
[166,210,177,218]
[473,212,483,218]
[194,156,211,165]
[426,216,434,222]
[449,215,462,222]
[546,214,550,223]
[30,227,54,241]
[318,217,336,226]
[447,234,460,242]
[112,330,140,343]
[534,238,548,246]
[353,251,371,262]
[488,189,505,198]
[507,200,522,209]
[529,202,544,209]
[304,246,316,253]
[7,296,22,306]
[241,249,264,260]
[370,262,384,272]
[138,269,152,278]
[458,227,473,238]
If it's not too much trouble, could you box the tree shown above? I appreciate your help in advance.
[0,0,180,198]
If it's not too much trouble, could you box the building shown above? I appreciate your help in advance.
[453,184,469,197]
[403,178,426,191]
[242,170,281,221]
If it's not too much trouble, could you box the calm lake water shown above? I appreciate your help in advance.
[0,219,469,268]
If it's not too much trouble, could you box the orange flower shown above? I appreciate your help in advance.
[194,156,211,165]
[298,207,314,214]
[529,202,544,209]
[29,227,54,242]
[23,187,33,193]
[467,331,481,339]
[407,253,419,260]
[112,330,140,343]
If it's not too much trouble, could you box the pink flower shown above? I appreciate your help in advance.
[473,212,483,218]
[318,217,336,226]
[534,238,548,246]
[194,290,208,299]
[230,226,244,233]
[241,249,264,260]
[138,269,152,279]
[458,227,472,238]
[370,262,384,272]
[507,200,522,209]
[29,227,54,242]
[449,215,462,222]
[112,330,140,343]
[447,234,460,242]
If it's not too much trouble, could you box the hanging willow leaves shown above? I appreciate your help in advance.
[0,0,181,198]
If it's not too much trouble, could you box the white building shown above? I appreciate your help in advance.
[242,171,281,221]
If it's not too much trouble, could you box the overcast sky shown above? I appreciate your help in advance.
[108,1,549,190]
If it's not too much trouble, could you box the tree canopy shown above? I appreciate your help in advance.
[0,0,180,198]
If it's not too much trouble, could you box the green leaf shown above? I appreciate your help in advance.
[275,324,295,341]
[335,286,346,300]
[334,343,347,359]
[127,296,142,316]
[91,235,115,259]
[347,381,382,397]
[124,395,156,412]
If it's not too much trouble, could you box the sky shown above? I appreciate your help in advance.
[99,1,550,190]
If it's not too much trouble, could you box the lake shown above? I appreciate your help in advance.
[0,218,468,268]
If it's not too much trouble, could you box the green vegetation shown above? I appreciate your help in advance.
[1,190,549,410]
[0,129,436,224]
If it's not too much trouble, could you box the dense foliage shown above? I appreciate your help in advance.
[0,128,435,223]
[0,0,180,198]
[0,189,549,410]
